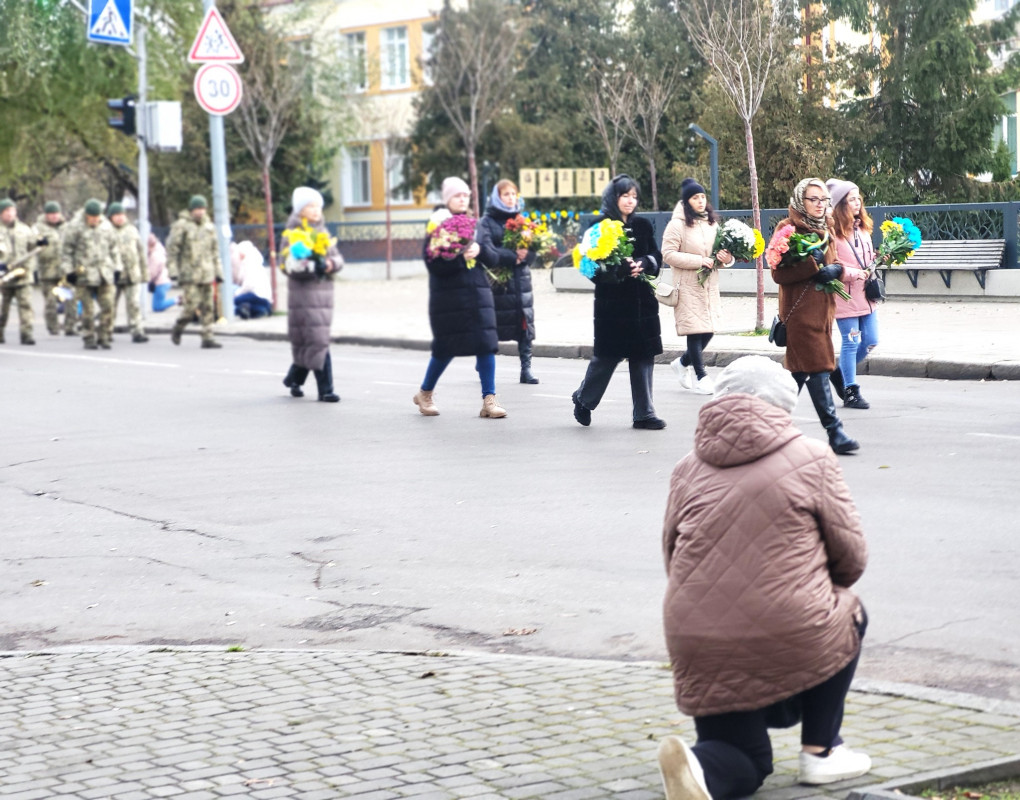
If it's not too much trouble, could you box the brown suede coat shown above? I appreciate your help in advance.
[662,393,867,717]
[770,210,843,374]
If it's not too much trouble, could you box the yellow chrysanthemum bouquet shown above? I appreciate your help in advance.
[281,219,337,277]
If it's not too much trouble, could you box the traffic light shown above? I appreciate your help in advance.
[107,95,137,137]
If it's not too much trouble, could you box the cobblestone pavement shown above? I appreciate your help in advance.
[3,649,1019,800]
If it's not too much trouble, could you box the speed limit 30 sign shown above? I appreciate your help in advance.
[194,63,243,116]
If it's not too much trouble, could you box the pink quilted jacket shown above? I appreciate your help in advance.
[662,393,867,717]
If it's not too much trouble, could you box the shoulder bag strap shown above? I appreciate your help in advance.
[781,284,810,324]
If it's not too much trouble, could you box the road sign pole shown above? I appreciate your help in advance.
[204,0,234,320]
[137,19,150,320]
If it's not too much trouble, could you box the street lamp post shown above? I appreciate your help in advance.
[688,124,719,209]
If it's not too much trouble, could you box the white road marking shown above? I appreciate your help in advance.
[1,350,179,368]
[968,432,1020,441]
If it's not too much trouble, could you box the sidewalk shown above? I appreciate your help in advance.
[3,648,1019,800]
[132,273,1020,380]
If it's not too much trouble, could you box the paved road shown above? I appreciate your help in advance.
[2,337,1019,702]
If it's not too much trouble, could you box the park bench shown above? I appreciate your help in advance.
[877,238,1005,289]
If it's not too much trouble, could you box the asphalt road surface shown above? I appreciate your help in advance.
[2,334,1018,702]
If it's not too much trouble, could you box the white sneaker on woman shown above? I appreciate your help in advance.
[798,745,872,785]
[658,736,712,800]
[670,358,695,389]
[692,374,715,395]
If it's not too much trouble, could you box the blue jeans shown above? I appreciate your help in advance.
[421,353,496,397]
[836,313,879,385]
[151,283,177,312]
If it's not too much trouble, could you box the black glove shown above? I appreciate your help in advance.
[215,276,223,284]
[114,271,121,284]
[0,262,7,274]
[36,236,48,247]
[147,281,156,293]
[66,273,78,285]
[812,264,843,284]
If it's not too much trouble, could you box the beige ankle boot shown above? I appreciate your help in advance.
[413,389,439,416]
[479,394,507,418]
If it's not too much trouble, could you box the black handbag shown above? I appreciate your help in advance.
[864,273,886,302]
[768,315,786,347]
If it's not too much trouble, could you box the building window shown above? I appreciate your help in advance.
[420,23,437,86]
[381,26,409,89]
[344,31,367,92]
[385,145,412,204]
[344,145,371,206]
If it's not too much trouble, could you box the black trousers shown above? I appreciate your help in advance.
[575,354,656,422]
[691,611,867,800]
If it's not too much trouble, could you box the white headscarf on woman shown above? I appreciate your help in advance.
[789,178,829,233]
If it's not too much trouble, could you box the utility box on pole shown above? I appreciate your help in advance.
[142,102,183,152]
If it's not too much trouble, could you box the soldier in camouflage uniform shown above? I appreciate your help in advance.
[35,201,78,336]
[108,202,149,343]
[0,197,42,345]
[166,194,223,348]
[61,199,122,350]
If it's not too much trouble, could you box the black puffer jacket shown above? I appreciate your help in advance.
[424,214,498,359]
[589,213,663,360]
[477,207,535,343]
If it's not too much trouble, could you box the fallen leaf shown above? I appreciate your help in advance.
[502,627,538,636]
[31,580,47,587]
[964,793,984,799]
[419,670,435,679]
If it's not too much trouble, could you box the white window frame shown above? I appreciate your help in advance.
[343,145,372,207]
[343,31,367,93]
[420,23,437,87]
[381,26,410,90]
[385,144,412,204]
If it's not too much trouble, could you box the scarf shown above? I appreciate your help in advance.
[489,185,523,215]
[789,178,829,233]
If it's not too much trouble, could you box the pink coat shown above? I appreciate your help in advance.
[662,393,867,717]
[831,221,876,319]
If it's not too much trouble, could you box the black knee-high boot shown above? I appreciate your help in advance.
[518,340,539,384]
[313,352,340,402]
[804,373,859,454]
[829,366,845,400]
[283,364,308,397]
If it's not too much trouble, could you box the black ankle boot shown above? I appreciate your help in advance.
[283,364,307,398]
[843,384,870,410]
[314,353,340,402]
[518,341,539,384]
[804,373,859,454]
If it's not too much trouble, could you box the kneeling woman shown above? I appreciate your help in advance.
[571,175,665,429]
[412,177,506,419]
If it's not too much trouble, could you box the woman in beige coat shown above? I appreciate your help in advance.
[661,179,733,395]
[657,356,871,800]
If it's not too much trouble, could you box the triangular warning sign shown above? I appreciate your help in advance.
[188,7,244,64]
[90,0,129,42]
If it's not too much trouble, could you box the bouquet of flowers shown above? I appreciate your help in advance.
[572,218,634,282]
[700,219,765,286]
[502,214,541,251]
[765,224,850,300]
[281,219,336,276]
[874,217,922,267]
[425,209,477,268]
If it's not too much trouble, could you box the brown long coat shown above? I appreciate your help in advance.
[660,204,727,335]
[662,393,867,718]
[770,211,841,374]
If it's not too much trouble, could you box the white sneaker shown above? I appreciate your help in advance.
[798,745,872,785]
[658,736,712,800]
[691,374,715,395]
[670,358,695,389]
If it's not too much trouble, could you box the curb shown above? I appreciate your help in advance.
[848,755,1020,800]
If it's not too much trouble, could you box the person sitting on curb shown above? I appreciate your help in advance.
[658,355,871,800]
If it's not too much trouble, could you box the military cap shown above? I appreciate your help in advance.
[44,201,61,214]
[0,198,14,212]
[188,194,208,210]
[84,199,104,217]
[107,202,125,215]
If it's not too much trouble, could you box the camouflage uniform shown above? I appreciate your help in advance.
[166,209,223,346]
[35,213,77,335]
[0,215,39,344]
[61,212,122,349]
[111,219,148,342]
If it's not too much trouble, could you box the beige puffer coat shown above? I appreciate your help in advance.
[662,393,867,718]
[660,203,729,335]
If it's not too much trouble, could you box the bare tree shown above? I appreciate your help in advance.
[623,64,681,211]
[427,0,530,217]
[580,67,634,177]
[678,0,795,329]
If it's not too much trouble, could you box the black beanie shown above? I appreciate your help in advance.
[681,178,707,203]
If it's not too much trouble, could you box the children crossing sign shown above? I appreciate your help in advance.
[87,0,132,46]
[188,7,244,65]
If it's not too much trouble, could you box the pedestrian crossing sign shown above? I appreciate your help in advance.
[188,7,244,65]
[87,0,132,46]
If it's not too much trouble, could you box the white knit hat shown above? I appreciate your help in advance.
[441,177,471,206]
[825,179,858,211]
[713,355,799,413]
[291,186,323,214]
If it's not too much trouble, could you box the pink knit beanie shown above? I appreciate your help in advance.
[441,177,471,206]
